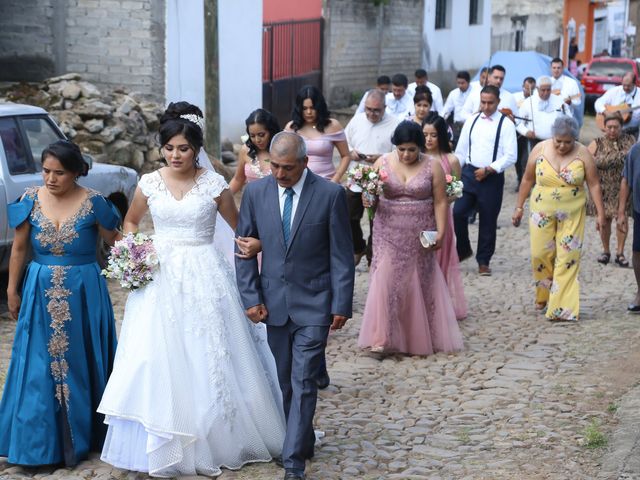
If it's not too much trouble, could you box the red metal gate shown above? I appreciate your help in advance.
[262,18,323,127]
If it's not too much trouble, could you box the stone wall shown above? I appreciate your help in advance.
[0,0,165,100]
[322,0,424,108]
[0,0,58,81]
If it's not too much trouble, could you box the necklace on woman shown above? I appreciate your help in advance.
[165,170,198,200]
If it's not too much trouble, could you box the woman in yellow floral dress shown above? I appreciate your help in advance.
[512,116,605,321]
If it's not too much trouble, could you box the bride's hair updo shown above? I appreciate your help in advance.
[159,102,204,153]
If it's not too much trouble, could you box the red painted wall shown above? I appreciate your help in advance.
[264,0,322,23]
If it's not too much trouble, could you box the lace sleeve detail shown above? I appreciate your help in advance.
[201,170,230,200]
[138,171,161,198]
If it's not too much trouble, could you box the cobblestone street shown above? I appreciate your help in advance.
[1,128,640,479]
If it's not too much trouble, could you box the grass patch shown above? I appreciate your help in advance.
[607,403,619,414]
[456,427,471,444]
[552,383,570,394]
[582,419,607,449]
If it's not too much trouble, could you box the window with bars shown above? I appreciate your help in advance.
[469,0,482,25]
[435,0,450,30]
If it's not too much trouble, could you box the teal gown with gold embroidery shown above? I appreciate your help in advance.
[0,187,119,466]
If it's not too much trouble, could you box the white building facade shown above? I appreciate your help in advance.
[491,0,563,58]
[422,0,492,92]
[165,0,262,143]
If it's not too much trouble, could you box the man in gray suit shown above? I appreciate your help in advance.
[235,132,355,480]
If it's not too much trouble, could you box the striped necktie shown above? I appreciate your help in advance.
[282,187,294,244]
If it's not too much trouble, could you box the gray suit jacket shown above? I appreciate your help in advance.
[235,171,355,327]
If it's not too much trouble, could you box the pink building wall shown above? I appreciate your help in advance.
[264,0,322,23]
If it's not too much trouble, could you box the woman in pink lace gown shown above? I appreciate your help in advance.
[358,121,464,356]
[229,109,280,193]
[285,85,350,182]
[423,113,468,320]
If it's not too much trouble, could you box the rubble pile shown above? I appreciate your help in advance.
[1,73,166,173]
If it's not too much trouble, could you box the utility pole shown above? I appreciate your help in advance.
[204,0,220,160]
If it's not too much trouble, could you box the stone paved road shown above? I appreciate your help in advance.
[1,117,640,479]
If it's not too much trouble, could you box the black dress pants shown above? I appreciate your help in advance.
[453,164,505,266]
[346,189,372,264]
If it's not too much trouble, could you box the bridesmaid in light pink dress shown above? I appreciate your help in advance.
[285,85,351,182]
[229,108,280,194]
[422,113,468,320]
[358,121,463,356]
[230,109,280,263]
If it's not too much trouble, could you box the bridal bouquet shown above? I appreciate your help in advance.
[102,233,158,290]
[347,164,387,220]
[445,174,464,199]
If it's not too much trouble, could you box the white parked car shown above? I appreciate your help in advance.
[0,103,138,268]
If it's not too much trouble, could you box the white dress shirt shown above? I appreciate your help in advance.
[459,87,518,122]
[517,94,571,140]
[469,80,483,92]
[407,81,444,114]
[454,110,518,174]
[385,91,414,118]
[512,91,528,109]
[345,112,401,192]
[442,87,472,122]
[278,168,308,227]
[551,74,582,106]
[594,85,640,128]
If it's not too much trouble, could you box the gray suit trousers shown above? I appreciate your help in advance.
[267,319,330,472]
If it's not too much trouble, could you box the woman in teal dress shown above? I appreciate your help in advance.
[0,140,121,466]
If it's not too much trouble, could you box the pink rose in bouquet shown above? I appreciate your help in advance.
[347,164,386,219]
[445,174,463,199]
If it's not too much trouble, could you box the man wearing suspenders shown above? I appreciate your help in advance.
[453,85,518,276]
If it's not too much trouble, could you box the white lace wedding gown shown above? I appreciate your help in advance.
[98,169,286,477]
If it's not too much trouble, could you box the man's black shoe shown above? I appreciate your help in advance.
[316,371,330,390]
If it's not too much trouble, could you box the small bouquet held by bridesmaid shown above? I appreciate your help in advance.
[347,164,387,220]
[101,232,159,290]
[445,174,464,199]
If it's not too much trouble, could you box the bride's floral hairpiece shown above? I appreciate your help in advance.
[180,114,205,130]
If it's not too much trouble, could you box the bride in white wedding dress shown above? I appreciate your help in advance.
[98,103,285,477]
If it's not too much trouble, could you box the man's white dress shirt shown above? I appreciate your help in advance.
[345,112,401,192]
[517,94,571,140]
[594,85,640,129]
[278,168,308,226]
[385,91,415,118]
[407,81,444,114]
[459,87,518,122]
[513,91,529,109]
[443,87,472,123]
[469,80,483,92]
[551,74,582,107]
[454,110,518,173]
